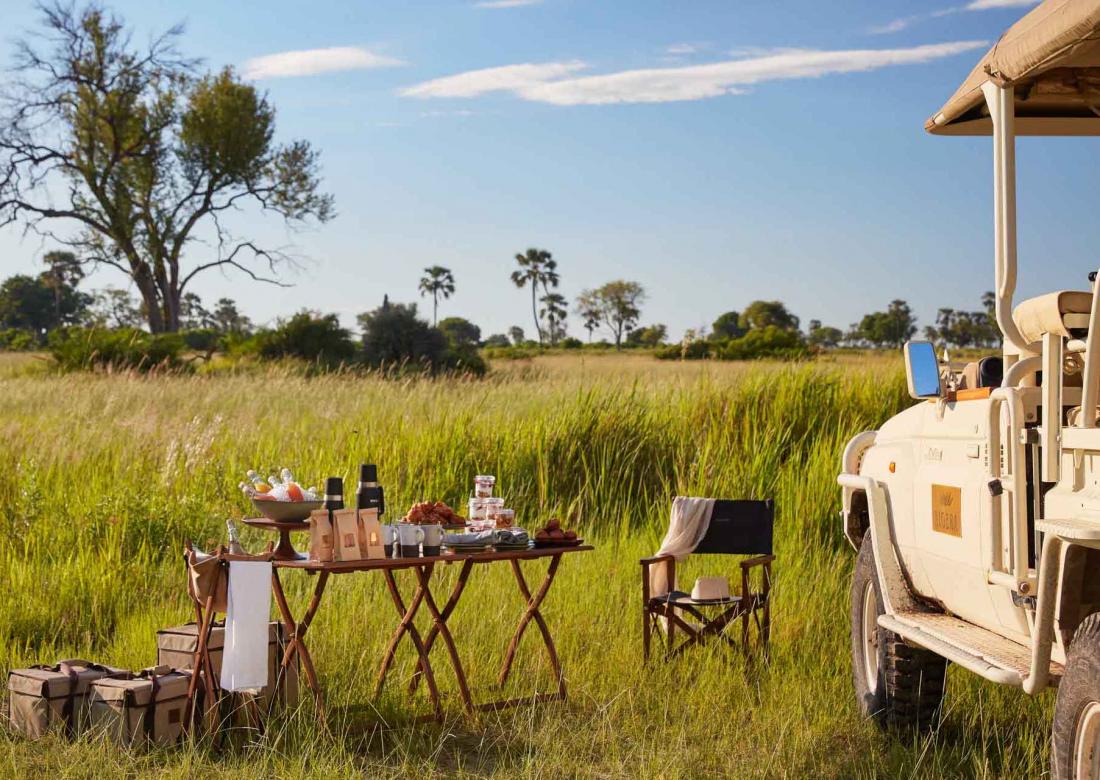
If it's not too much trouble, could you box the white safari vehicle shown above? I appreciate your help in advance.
[839,2,1100,776]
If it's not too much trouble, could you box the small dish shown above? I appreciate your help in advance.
[533,538,583,549]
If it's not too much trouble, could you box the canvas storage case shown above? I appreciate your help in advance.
[88,666,191,746]
[7,659,126,739]
[156,620,299,709]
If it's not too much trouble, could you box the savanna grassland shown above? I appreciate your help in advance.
[0,352,1053,778]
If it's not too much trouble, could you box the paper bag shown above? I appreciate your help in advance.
[357,508,379,558]
[333,509,362,561]
[309,509,334,562]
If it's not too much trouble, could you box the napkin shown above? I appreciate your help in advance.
[220,560,272,692]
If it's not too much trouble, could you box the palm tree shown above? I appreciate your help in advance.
[418,265,455,326]
[510,248,558,344]
[539,292,568,346]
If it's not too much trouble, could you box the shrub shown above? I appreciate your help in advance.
[483,333,511,348]
[438,317,481,348]
[718,326,807,360]
[483,345,540,360]
[655,340,711,360]
[0,328,38,351]
[250,312,356,367]
[48,327,186,372]
[180,328,222,358]
[560,337,583,350]
[359,302,486,376]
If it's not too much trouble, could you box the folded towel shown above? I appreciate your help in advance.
[444,529,494,546]
[220,560,272,692]
[493,528,529,545]
[443,528,529,546]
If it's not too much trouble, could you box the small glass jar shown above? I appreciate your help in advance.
[495,508,516,528]
[474,475,496,498]
[483,497,505,527]
[468,497,488,523]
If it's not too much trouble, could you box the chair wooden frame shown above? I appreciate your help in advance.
[181,541,275,738]
[640,552,773,662]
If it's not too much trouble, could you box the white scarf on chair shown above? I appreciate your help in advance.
[649,496,716,599]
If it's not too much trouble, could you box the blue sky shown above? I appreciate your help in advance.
[3,0,1097,340]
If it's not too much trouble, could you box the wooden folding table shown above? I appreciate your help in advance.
[269,544,593,722]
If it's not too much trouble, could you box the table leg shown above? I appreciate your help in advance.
[409,559,473,695]
[414,564,475,714]
[374,567,443,719]
[498,555,565,699]
[271,568,329,724]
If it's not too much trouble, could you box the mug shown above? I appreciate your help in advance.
[421,523,444,556]
[397,523,424,558]
[380,524,396,558]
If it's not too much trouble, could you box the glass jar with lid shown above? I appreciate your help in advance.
[474,475,496,498]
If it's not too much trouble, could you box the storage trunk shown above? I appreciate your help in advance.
[7,659,126,739]
[155,621,299,710]
[88,666,191,746]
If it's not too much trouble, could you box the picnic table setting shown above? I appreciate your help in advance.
[5,464,594,745]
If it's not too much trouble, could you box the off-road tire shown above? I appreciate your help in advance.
[851,530,947,730]
[1053,613,1100,779]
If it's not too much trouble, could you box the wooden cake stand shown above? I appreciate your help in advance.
[242,517,309,561]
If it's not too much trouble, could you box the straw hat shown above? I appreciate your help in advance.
[691,576,730,602]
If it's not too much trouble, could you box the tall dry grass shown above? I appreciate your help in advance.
[0,353,1052,777]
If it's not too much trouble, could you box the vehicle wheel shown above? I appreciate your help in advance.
[850,530,947,729]
[1053,613,1100,779]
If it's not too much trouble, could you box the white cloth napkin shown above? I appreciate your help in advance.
[220,560,272,692]
[649,497,716,599]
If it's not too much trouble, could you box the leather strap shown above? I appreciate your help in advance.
[140,669,162,742]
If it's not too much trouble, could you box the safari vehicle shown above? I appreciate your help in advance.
[838,2,1100,776]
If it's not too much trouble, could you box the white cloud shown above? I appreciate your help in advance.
[242,47,404,80]
[665,43,704,56]
[399,61,588,98]
[868,16,920,34]
[474,0,542,7]
[401,42,987,106]
[965,0,1038,8]
[868,0,1036,35]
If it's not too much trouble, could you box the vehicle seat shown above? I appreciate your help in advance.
[960,356,1003,389]
[1013,291,1092,343]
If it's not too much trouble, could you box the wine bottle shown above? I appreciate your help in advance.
[226,519,245,555]
[355,463,385,518]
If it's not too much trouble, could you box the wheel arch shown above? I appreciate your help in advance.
[1056,542,1100,654]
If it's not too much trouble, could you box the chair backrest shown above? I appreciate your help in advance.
[691,499,774,556]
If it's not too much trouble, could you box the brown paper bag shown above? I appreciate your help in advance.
[309,509,334,562]
[357,508,379,557]
[334,509,362,561]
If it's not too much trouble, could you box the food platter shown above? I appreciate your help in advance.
[533,538,583,549]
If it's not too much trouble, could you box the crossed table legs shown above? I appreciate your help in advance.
[387,555,566,713]
[271,552,570,723]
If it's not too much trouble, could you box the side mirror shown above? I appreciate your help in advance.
[904,341,942,400]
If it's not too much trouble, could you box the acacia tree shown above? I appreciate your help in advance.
[0,4,334,333]
[510,248,558,344]
[581,280,646,349]
[418,265,455,326]
[575,290,601,342]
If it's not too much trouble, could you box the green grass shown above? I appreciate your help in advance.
[0,353,1053,778]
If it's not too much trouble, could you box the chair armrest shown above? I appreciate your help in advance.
[640,554,675,567]
[739,554,775,570]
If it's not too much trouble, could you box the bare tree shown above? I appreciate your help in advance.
[0,4,333,332]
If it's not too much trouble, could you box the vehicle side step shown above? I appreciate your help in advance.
[878,611,1063,688]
